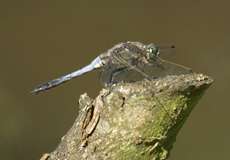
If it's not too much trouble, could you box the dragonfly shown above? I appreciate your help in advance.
[32,41,192,94]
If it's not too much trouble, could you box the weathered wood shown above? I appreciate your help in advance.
[41,73,213,160]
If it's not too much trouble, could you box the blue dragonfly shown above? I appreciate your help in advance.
[32,41,192,94]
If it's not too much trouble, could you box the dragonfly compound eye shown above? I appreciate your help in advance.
[146,43,159,60]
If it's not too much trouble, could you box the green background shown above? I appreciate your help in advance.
[1,1,228,159]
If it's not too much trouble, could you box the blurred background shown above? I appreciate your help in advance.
[1,0,229,159]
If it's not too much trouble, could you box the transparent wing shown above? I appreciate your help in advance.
[100,49,151,86]
[100,50,192,86]
[140,58,192,79]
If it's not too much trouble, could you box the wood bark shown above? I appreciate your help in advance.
[40,73,213,160]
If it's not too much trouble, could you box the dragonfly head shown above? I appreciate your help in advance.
[146,43,175,61]
[146,43,160,60]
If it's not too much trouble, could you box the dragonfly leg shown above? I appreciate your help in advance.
[105,67,127,86]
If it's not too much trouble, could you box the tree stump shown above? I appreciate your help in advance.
[40,73,213,160]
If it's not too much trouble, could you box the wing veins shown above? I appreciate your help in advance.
[111,52,151,80]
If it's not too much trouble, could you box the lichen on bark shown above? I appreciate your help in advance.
[41,73,213,160]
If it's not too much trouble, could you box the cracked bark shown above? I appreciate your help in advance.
[40,73,213,160]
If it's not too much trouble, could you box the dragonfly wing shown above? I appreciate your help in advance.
[100,49,149,86]
[100,53,192,86]
[145,58,192,78]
